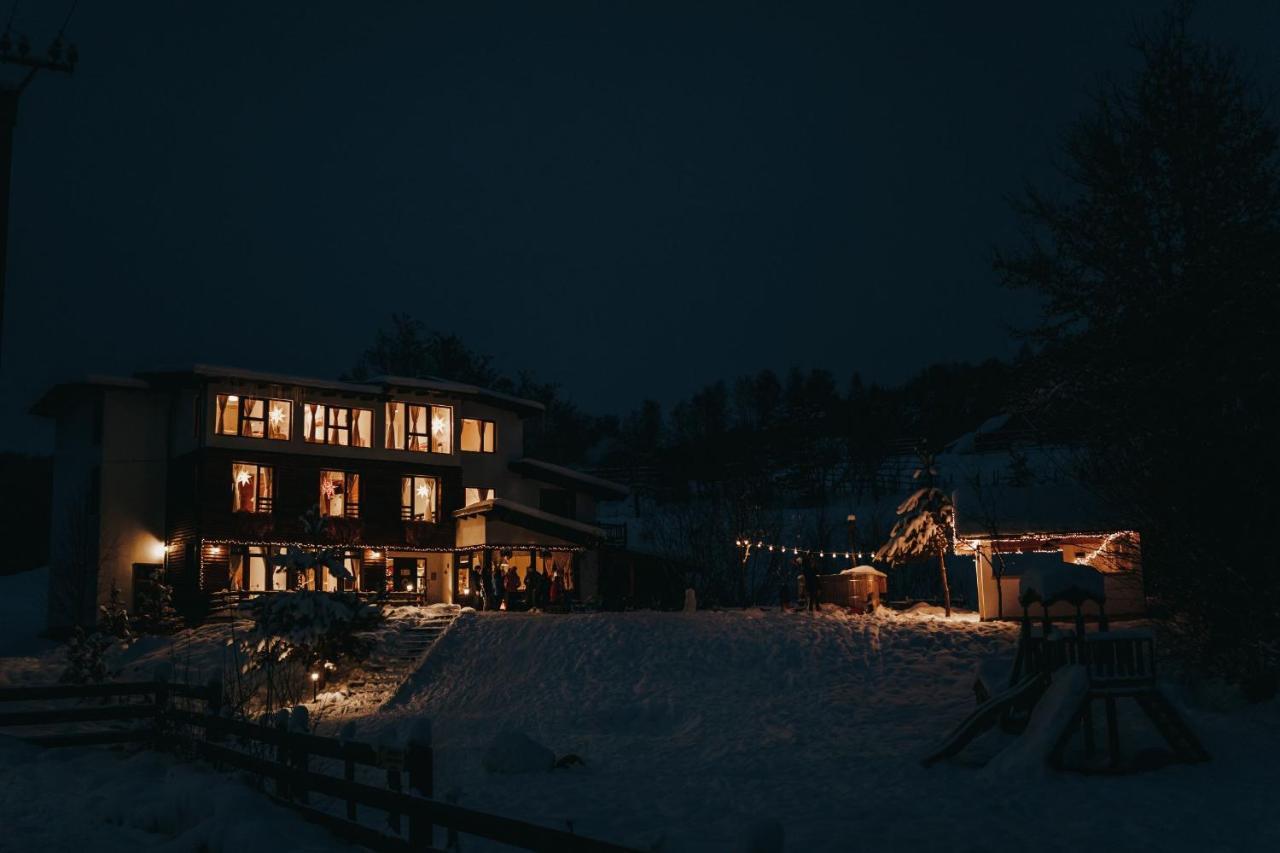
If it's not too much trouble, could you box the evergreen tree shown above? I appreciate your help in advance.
[875,452,956,617]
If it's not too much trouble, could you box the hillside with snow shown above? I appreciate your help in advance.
[354,609,1279,852]
[2,573,1278,852]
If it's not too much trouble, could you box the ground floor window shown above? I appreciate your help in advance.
[227,545,362,592]
[229,545,287,591]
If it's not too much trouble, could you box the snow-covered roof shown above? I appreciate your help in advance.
[120,365,544,415]
[839,565,888,578]
[142,364,381,396]
[509,458,630,500]
[452,497,606,542]
[375,375,545,415]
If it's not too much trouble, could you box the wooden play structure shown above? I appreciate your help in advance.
[922,562,1208,773]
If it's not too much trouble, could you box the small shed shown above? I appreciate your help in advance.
[806,565,887,610]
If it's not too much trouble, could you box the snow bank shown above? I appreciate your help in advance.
[0,567,55,657]
[355,609,1275,852]
[0,736,346,851]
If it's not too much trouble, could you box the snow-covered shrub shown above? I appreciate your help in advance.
[59,626,113,684]
[245,592,382,667]
[134,572,181,634]
[98,583,134,645]
[237,592,382,711]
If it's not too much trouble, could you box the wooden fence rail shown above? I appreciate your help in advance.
[0,679,636,853]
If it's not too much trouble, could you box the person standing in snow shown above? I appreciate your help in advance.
[478,563,491,611]
[504,562,519,609]
[550,569,564,610]
[801,555,819,613]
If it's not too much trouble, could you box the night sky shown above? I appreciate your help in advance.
[3,1,1278,452]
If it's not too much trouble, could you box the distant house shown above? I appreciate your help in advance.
[940,414,1144,621]
[32,365,627,629]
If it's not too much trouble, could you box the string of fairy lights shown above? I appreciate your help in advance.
[737,529,1136,565]
[734,540,875,562]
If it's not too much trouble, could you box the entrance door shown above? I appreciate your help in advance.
[392,558,420,592]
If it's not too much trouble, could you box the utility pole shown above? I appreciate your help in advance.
[0,25,77,365]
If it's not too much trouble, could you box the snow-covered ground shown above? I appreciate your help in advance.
[2,564,1277,853]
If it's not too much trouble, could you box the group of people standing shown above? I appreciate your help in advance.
[476,560,571,612]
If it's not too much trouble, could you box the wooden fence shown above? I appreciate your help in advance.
[0,679,635,853]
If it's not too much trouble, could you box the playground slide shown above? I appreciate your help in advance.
[985,665,1090,775]
[920,671,1048,767]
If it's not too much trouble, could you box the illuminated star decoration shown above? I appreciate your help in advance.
[235,470,251,487]
[321,478,336,499]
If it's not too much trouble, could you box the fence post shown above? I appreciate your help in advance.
[408,718,434,847]
[290,706,311,805]
[339,721,358,821]
[205,677,224,745]
[153,666,170,747]
[274,709,291,801]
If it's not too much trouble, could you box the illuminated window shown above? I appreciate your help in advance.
[304,404,373,447]
[216,395,291,441]
[320,470,360,518]
[460,418,496,453]
[386,402,452,454]
[401,475,439,522]
[465,487,495,505]
[231,462,274,513]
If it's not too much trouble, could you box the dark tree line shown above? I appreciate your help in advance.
[997,7,1280,685]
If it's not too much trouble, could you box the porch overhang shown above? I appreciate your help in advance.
[452,498,604,549]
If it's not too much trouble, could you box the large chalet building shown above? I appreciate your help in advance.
[34,365,628,628]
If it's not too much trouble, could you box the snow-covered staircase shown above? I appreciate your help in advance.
[332,604,461,718]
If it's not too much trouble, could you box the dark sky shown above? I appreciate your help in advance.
[3,1,1278,452]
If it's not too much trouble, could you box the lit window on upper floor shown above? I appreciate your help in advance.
[216,395,291,441]
[465,487,495,505]
[320,470,360,518]
[231,462,274,513]
[303,403,373,448]
[401,475,440,522]
[386,402,452,454]
[460,418,496,453]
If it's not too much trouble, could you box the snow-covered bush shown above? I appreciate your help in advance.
[59,626,113,684]
[98,583,134,644]
[237,592,382,711]
[134,572,181,634]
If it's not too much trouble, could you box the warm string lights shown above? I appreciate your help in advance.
[734,539,872,561]
[960,530,1137,560]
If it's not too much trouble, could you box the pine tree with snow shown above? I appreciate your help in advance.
[98,583,134,645]
[59,626,112,684]
[135,571,181,634]
[875,451,957,617]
